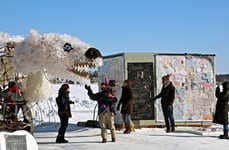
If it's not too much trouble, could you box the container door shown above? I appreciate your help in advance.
[127,63,154,120]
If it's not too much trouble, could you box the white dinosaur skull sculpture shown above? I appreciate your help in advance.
[0,29,103,102]
[14,30,102,80]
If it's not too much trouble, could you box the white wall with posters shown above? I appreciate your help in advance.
[156,55,215,122]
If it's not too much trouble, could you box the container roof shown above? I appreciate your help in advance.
[103,52,216,59]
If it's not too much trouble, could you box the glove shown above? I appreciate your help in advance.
[85,85,91,90]
[69,100,74,104]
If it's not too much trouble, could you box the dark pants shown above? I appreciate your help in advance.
[57,116,69,139]
[16,104,32,123]
[162,105,175,130]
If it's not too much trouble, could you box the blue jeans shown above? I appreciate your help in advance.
[162,105,175,130]
[122,114,132,127]
[223,124,229,132]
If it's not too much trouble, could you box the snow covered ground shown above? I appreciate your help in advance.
[35,127,228,150]
[31,84,228,150]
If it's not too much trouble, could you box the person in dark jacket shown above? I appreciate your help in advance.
[213,81,229,139]
[56,84,74,143]
[117,80,133,134]
[152,75,176,133]
[85,81,117,143]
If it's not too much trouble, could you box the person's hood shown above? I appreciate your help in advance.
[8,84,22,96]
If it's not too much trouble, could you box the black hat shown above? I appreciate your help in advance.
[109,80,116,87]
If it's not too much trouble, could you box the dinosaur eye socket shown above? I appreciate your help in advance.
[63,43,73,52]
[85,47,102,59]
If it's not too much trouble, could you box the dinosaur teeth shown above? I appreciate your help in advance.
[74,62,96,68]
[69,61,97,78]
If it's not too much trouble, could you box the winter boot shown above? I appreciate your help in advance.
[102,138,107,143]
[56,134,62,143]
[111,129,116,142]
[56,135,68,143]
[56,138,62,143]
[112,138,116,142]
[166,128,171,133]
[124,125,131,134]
[219,130,229,139]
[123,126,128,134]
[62,139,69,143]
[171,126,175,132]
[56,138,68,143]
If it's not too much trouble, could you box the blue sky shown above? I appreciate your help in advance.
[0,0,228,73]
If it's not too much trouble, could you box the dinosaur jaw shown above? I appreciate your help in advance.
[67,63,95,78]
[67,58,103,78]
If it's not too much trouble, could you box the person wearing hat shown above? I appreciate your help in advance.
[213,81,229,139]
[85,80,117,143]
[2,81,33,131]
[56,83,74,143]
[152,74,176,133]
[9,81,32,124]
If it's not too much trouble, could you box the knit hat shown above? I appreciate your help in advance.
[162,74,170,81]
[104,77,109,85]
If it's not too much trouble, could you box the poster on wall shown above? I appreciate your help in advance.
[98,56,125,99]
[99,56,124,83]
[156,55,215,121]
